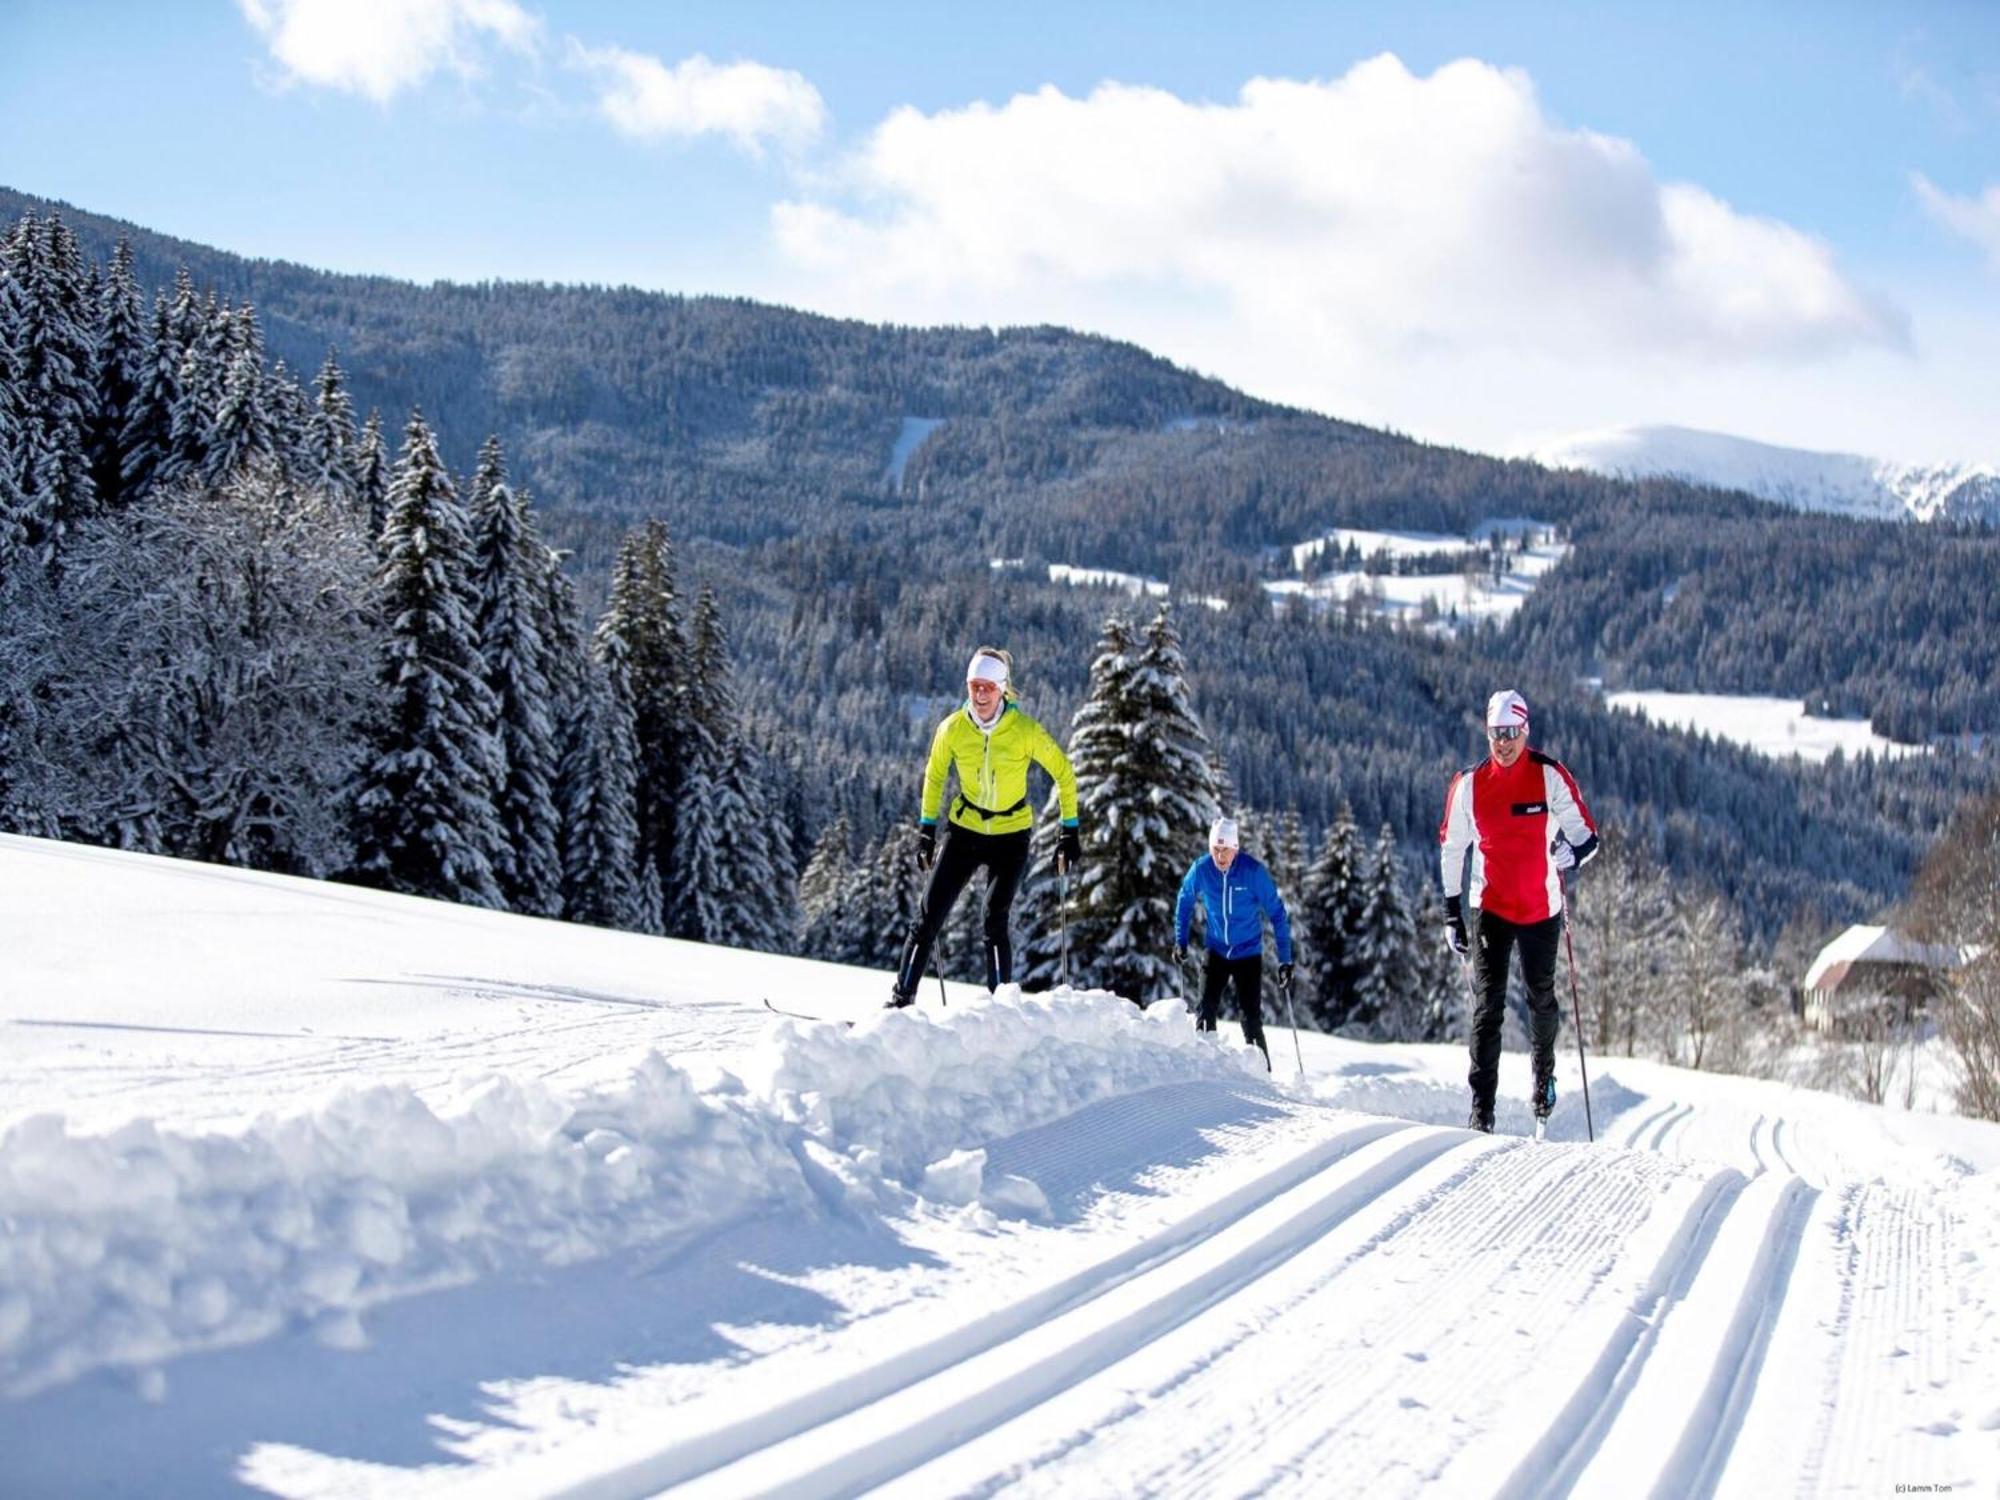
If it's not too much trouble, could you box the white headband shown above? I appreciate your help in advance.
[967,653,1009,688]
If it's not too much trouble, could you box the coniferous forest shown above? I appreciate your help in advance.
[2,190,1995,1036]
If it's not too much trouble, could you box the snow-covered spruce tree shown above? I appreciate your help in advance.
[1021,614,1135,990]
[263,358,313,478]
[843,822,929,970]
[1300,801,1367,1031]
[797,811,854,958]
[85,239,145,511]
[303,350,358,505]
[0,464,376,868]
[595,520,690,930]
[469,441,562,917]
[549,541,653,933]
[119,293,180,507]
[669,587,791,949]
[1116,604,1223,998]
[0,277,29,569]
[347,410,507,908]
[201,345,276,486]
[1351,823,1423,1039]
[1,210,98,564]
[162,293,225,488]
[354,410,388,541]
[1409,881,1463,1043]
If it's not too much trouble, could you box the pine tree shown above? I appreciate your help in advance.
[303,350,358,504]
[838,823,928,969]
[670,588,773,947]
[163,294,225,487]
[1300,801,1368,1031]
[1022,615,1134,989]
[469,440,562,917]
[1351,824,1422,1039]
[263,358,313,478]
[347,409,507,908]
[595,520,688,928]
[2,211,98,563]
[86,239,145,510]
[201,346,276,485]
[119,293,179,505]
[354,410,388,540]
[798,812,854,957]
[547,543,653,934]
[1025,605,1217,1001]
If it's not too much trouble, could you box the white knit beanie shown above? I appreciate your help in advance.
[1208,816,1240,849]
[1486,689,1530,730]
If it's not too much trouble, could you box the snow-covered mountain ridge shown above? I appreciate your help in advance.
[1530,423,2000,524]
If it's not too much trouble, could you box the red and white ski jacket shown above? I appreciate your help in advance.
[1438,749,1598,924]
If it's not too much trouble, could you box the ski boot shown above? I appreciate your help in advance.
[1467,1103,1494,1134]
[884,982,916,1010]
[1532,1075,1556,1141]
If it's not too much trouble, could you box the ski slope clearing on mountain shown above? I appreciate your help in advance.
[2,834,1997,1497]
[1606,689,1929,763]
[1531,423,2000,525]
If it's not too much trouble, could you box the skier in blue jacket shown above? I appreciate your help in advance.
[1174,817,1294,1070]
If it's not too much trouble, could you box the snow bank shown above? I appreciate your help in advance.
[0,988,1257,1399]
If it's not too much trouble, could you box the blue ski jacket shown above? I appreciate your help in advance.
[1175,851,1293,963]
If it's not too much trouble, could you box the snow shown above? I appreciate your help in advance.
[1530,422,2000,525]
[1269,538,1569,631]
[2,832,1997,1497]
[1605,690,1928,763]
[1046,563,1170,598]
[883,417,945,492]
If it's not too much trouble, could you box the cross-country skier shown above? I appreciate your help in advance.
[1438,689,1598,1132]
[1174,816,1294,1070]
[889,647,1080,1007]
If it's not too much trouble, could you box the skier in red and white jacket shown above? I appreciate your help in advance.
[1438,689,1598,1133]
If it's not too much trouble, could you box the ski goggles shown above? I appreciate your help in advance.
[1487,725,1526,741]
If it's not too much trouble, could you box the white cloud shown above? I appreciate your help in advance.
[237,0,540,103]
[569,42,826,155]
[1913,173,2000,271]
[773,54,1905,367]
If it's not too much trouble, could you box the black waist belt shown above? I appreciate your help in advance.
[953,794,1027,823]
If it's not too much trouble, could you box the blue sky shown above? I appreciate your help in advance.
[3,1,1997,460]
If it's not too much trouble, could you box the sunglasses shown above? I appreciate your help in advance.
[1488,725,1526,742]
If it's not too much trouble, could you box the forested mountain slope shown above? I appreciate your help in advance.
[4,185,1993,948]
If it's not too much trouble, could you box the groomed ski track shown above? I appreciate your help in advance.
[501,1084,1979,1500]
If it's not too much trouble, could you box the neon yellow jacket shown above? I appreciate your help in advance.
[921,701,1079,836]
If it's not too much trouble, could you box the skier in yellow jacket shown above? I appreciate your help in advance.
[890,647,1081,1006]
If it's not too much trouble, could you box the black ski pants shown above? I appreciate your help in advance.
[1199,951,1270,1068]
[1467,909,1563,1113]
[897,825,1032,995]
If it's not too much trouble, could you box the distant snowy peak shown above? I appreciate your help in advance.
[1530,424,2000,525]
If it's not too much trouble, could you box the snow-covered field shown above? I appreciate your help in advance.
[1606,690,1928,763]
[1268,538,1569,632]
[3,833,1997,1498]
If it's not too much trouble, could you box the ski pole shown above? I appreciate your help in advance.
[1558,870,1594,1142]
[932,929,949,1007]
[1278,967,1305,1077]
[1059,858,1070,988]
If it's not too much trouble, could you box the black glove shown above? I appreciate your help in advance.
[1173,944,1188,966]
[916,825,937,869]
[1277,962,1295,992]
[1550,835,1578,872]
[1056,826,1082,870]
[1444,894,1468,957]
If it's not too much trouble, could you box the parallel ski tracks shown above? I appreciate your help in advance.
[870,1143,1743,1500]
[552,1115,1459,1500]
